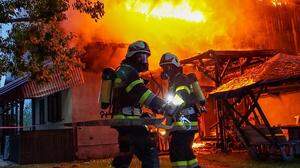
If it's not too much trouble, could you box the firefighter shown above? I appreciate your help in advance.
[159,53,206,168]
[111,41,175,168]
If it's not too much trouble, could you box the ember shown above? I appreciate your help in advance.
[158,128,167,136]
[270,0,291,6]
[192,142,206,149]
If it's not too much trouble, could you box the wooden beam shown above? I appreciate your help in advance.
[216,99,227,152]
[249,91,280,146]
[208,50,279,59]
[237,93,261,127]
[223,100,273,144]
[222,100,253,149]
[237,102,257,128]
[196,65,217,83]
[220,59,232,79]
[180,49,279,64]
[252,109,262,125]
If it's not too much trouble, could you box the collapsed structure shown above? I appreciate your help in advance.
[210,53,300,160]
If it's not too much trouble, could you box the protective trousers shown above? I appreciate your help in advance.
[169,131,199,168]
[112,126,160,168]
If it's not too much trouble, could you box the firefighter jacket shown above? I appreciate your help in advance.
[169,72,200,130]
[112,63,165,119]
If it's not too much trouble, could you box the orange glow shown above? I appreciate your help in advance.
[62,0,282,70]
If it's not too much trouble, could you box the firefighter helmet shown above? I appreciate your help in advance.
[126,40,151,58]
[159,53,180,68]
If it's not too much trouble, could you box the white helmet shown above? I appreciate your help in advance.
[159,52,180,68]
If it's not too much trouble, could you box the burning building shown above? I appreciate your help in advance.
[0,0,300,164]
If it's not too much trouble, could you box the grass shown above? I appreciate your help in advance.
[6,152,300,168]
[7,156,171,168]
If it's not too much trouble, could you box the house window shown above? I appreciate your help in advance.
[47,92,62,122]
[23,99,32,127]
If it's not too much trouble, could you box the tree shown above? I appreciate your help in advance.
[0,0,104,81]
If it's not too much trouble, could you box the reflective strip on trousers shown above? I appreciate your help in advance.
[175,85,191,94]
[171,158,198,168]
[173,121,198,127]
[139,89,153,105]
[125,79,144,93]
[113,115,140,119]
[187,158,198,167]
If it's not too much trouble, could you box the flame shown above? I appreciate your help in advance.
[125,0,206,23]
[192,142,206,149]
[63,0,288,70]
[256,0,293,7]
[158,128,167,136]
[271,0,290,6]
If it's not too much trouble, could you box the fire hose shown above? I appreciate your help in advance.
[0,99,201,131]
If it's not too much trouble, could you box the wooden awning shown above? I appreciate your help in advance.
[210,53,300,98]
[22,67,84,98]
[0,67,84,103]
[0,75,30,96]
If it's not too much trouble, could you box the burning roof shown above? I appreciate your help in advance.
[210,53,300,97]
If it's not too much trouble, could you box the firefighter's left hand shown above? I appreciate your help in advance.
[163,103,180,117]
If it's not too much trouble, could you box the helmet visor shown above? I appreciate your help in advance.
[137,53,149,64]
[161,64,175,77]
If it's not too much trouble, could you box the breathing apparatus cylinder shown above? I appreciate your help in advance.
[188,73,206,105]
[100,68,115,109]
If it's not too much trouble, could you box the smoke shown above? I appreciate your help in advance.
[62,0,285,70]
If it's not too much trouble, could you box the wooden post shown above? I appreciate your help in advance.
[252,109,261,125]
[214,57,228,152]
[224,99,273,144]
[222,99,253,151]
[19,101,24,132]
[237,93,261,127]
[15,101,19,134]
[32,99,36,131]
[72,123,78,160]
[249,92,279,146]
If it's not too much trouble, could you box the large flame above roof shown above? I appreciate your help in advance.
[125,0,206,23]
